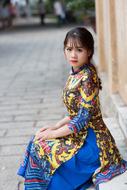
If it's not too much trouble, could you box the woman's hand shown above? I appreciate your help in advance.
[35,128,56,141]
[34,123,72,141]
[35,124,56,136]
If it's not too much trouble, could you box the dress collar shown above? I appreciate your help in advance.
[71,63,89,75]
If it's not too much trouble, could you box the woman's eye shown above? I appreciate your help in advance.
[66,48,72,51]
[77,49,83,52]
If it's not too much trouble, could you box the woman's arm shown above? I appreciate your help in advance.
[35,124,72,140]
[55,116,71,129]
[41,116,70,130]
[65,70,99,134]
[35,116,71,139]
[53,124,72,138]
[35,69,99,140]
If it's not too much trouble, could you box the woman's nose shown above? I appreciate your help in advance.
[71,50,77,58]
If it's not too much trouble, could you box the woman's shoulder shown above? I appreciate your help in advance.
[82,63,98,81]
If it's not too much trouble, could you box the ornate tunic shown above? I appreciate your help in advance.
[18,63,127,189]
[62,63,127,185]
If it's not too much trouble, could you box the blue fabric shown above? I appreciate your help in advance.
[17,137,51,190]
[68,107,91,133]
[48,128,100,190]
[17,137,33,177]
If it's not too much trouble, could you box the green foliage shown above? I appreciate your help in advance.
[44,0,54,13]
[41,0,95,14]
[45,0,95,11]
[64,0,95,23]
[65,0,95,11]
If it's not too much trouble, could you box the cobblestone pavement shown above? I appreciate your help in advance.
[0,25,127,190]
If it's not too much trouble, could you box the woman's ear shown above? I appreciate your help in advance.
[88,50,92,58]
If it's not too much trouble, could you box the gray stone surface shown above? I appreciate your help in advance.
[0,24,70,190]
[0,24,127,190]
[99,171,127,190]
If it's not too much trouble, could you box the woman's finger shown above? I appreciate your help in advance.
[35,132,42,140]
[35,128,45,137]
[35,131,46,140]
[39,127,47,132]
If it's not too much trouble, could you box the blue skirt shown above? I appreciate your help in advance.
[48,128,100,190]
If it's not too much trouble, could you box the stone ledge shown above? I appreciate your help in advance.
[99,171,127,190]
[111,93,127,141]
[87,171,127,190]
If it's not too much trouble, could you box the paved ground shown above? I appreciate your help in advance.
[0,23,127,190]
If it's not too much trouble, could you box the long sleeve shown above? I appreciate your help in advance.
[67,69,99,134]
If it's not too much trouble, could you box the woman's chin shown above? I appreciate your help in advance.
[69,62,79,67]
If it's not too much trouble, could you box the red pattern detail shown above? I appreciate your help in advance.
[68,124,78,134]
[73,125,78,134]
[39,140,51,154]
[30,157,38,168]
[25,179,46,183]
[101,170,109,175]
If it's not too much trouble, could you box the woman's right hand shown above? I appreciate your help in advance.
[35,124,55,138]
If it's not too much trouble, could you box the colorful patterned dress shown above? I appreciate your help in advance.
[18,63,127,190]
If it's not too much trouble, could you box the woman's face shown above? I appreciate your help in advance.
[64,39,91,70]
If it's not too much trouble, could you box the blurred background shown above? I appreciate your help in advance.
[0,0,95,28]
[0,1,127,190]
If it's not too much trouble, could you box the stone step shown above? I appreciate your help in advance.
[111,93,127,140]
[86,171,127,190]
[99,171,127,190]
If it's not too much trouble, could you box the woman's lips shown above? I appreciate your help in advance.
[70,60,78,64]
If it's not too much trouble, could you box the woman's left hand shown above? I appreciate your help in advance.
[35,129,56,141]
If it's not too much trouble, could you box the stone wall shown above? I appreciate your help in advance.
[95,0,127,102]
[95,0,127,139]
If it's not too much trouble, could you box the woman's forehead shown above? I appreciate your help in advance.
[66,38,83,47]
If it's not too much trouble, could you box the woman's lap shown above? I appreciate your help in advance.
[48,128,100,190]
[17,128,100,190]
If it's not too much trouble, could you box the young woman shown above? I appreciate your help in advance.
[18,27,127,190]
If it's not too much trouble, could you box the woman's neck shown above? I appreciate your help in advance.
[71,63,90,75]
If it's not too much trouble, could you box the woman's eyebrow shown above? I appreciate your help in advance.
[66,45,83,48]
[76,46,83,48]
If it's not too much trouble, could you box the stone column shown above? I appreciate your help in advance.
[115,0,127,103]
[124,0,127,102]
[95,0,106,72]
[107,0,118,93]
[96,0,127,103]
